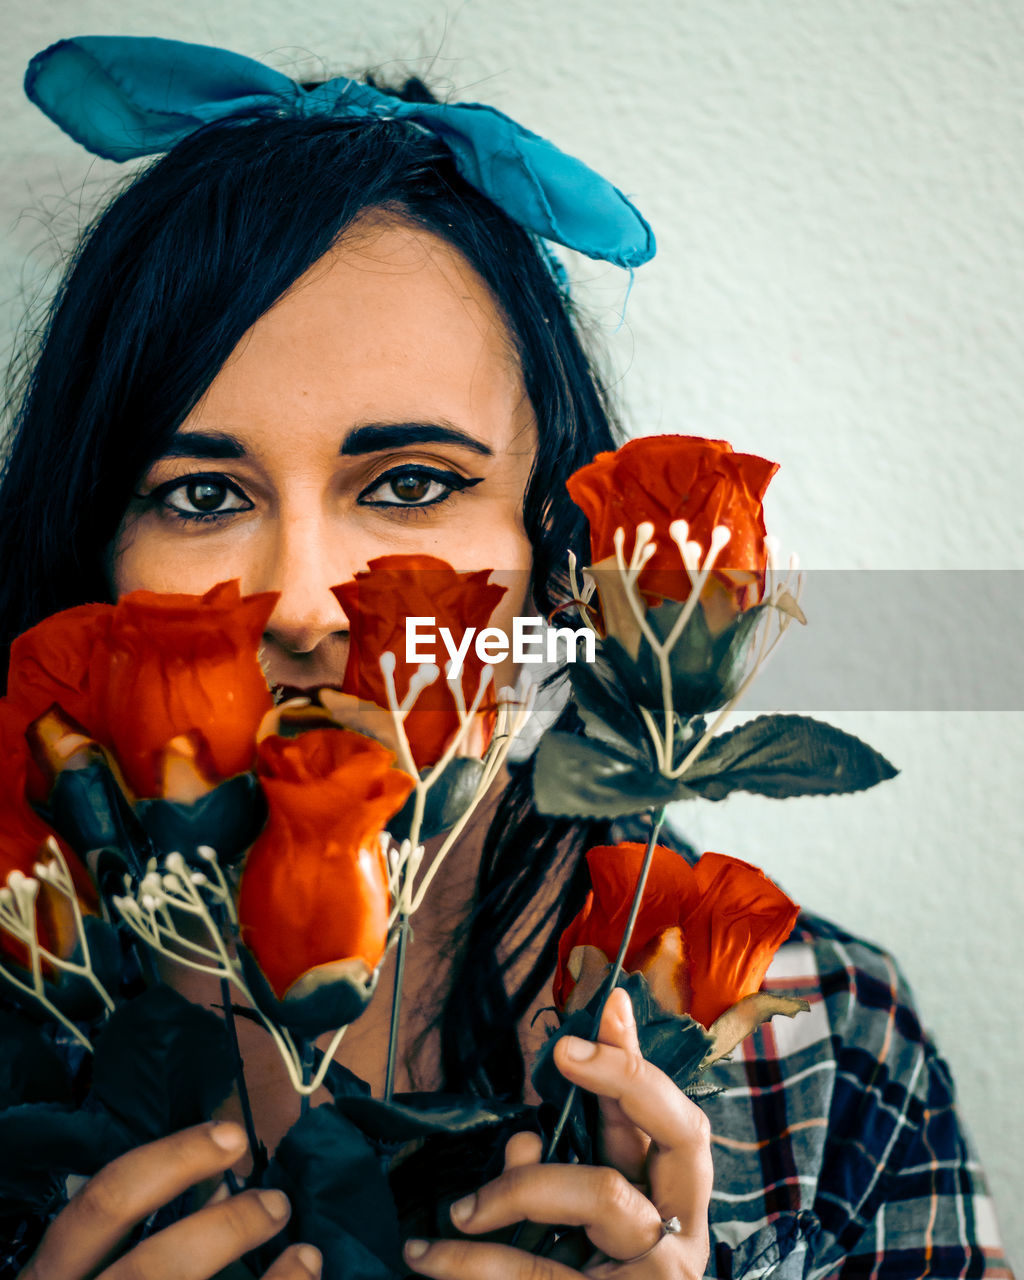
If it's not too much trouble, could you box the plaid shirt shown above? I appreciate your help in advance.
[0,919,1014,1277]
[699,910,1014,1278]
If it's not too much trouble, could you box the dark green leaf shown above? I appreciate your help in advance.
[388,1113,542,1244]
[0,915,123,1026]
[237,945,377,1039]
[681,713,899,799]
[533,732,697,819]
[600,601,770,718]
[334,1093,530,1146]
[0,1012,73,1109]
[566,658,653,761]
[624,974,713,1089]
[317,1057,373,1102]
[46,916,124,1021]
[670,604,766,715]
[387,758,485,842]
[265,1105,404,1280]
[91,984,234,1142]
[136,773,267,867]
[0,1104,134,1210]
[42,759,146,872]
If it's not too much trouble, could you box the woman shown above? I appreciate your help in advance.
[0,37,1010,1280]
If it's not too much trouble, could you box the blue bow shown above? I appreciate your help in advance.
[24,36,655,269]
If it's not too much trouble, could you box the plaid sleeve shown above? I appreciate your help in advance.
[699,915,1014,1279]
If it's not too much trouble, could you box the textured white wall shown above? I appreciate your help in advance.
[1,0,1020,1262]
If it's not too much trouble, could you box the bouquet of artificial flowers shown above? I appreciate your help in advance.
[0,435,895,1277]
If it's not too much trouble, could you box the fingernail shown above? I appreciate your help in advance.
[405,1238,430,1260]
[450,1193,476,1224]
[564,1035,598,1061]
[259,1189,291,1220]
[619,993,636,1027]
[296,1243,322,1276]
[209,1122,246,1152]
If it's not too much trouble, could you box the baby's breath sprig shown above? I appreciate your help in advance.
[0,837,116,1051]
[607,521,804,778]
[379,658,536,1099]
[112,847,345,1097]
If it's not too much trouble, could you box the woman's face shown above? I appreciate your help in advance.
[112,214,537,694]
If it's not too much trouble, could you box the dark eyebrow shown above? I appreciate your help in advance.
[340,422,493,457]
[159,431,246,460]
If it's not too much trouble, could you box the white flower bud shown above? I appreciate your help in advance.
[414,662,440,689]
[709,525,732,557]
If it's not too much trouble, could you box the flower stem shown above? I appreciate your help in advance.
[219,977,264,1177]
[543,804,667,1163]
[300,1042,314,1117]
[384,910,410,1102]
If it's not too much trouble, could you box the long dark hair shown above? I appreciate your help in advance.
[0,79,619,1097]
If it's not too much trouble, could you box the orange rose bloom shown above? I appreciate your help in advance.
[334,556,507,770]
[238,728,415,998]
[567,435,778,625]
[555,843,798,1028]
[4,583,277,800]
[97,582,277,798]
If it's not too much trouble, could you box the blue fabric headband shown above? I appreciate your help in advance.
[24,36,655,270]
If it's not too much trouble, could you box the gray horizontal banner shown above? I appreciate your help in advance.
[721,570,1024,712]
[379,568,1024,712]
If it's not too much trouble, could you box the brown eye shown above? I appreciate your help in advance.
[358,466,480,509]
[389,474,432,503]
[187,480,229,511]
[154,474,251,519]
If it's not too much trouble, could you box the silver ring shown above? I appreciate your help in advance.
[614,1215,684,1267]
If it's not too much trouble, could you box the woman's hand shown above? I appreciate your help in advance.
[18,1122,322,1280]
[403,988,713,1277]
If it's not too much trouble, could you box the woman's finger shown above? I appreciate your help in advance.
[263,1244,323,1278]
[553,1016,713,1236]
[588,988,652,1180]
[101,1186,292,1280]
[449,1162,661,1261]
[502,1130,543,1171]
[20,1121,249,1280]
[405,1236,580,1279]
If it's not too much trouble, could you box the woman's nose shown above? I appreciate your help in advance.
[253,514,352,655]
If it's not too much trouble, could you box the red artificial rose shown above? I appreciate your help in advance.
[238,728,415,998]
[333,555,507,770]
[681,850,801,1028]
[0,701,95,966]
[97,582,277,798]
[555,843,799,1028]
[6,603,115,797]
[4,583,278,800]
[6,603,115,725]
[567,435,778,630]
